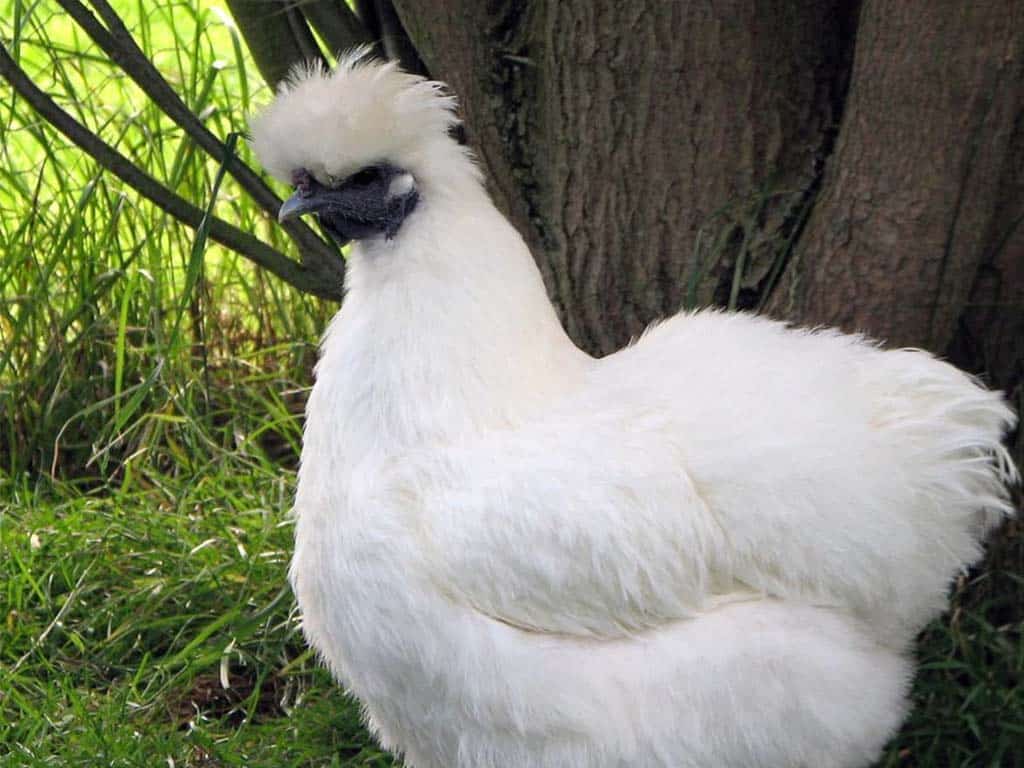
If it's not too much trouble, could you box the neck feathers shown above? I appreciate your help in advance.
[312,191,587,456]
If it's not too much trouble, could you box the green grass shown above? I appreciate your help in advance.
[0,1,387,764]
[1,472,393,767]
[0,1,1021,766]
[0,0,331,481]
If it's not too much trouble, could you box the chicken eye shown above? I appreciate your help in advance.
[349,167,380,186]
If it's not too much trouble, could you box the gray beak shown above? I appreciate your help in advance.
[278,191,319,222]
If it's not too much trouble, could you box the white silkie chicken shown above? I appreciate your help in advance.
[250,51,1018,768]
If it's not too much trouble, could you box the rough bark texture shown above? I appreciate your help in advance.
[948,90,1024,402]
[766,1,1023,361]
[541,2,856,354]
[395,0,855,356]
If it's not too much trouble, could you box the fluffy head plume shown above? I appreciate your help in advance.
[249,48,475,190]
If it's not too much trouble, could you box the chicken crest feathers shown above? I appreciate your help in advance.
[249,48,466,186]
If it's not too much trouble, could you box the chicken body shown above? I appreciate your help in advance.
[252,53,1018,768]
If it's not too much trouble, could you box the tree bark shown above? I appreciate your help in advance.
[765,1,1023,360]
[395,0,857,356]
[761,0,1024,461]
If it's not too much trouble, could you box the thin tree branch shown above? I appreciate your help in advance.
[353,0,382,45]
[225,0,327,88]
[71,0,340,278]
[375,0,425,75]
[285,2,327,63]
[0,42,343,301]
[295,0,374,56]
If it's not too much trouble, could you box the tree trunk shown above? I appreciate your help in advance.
[395,0,858,356]
[228,0,1022,457]
[765,1,1024,363]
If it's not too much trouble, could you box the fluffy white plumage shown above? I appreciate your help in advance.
[250,52,1018,768]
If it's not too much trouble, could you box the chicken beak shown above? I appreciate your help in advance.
[278,191,319,222]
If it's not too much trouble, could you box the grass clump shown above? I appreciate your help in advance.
[1,469,392,767]
[0,0,330,481]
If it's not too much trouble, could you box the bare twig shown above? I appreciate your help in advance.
[294,0,374,57]
[0,42,342,300]
[375,0,425,75]
[353,0,383,46]
[67,0,341,281]
[224,0,327,88]
[284,2,325,64]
